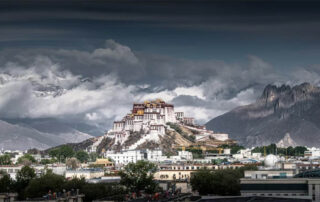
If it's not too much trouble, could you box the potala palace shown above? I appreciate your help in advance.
[106,99,189,147]
[91,99,231,152]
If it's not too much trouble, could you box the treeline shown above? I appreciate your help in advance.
[0,146,99,166]
[0,154,37,166]
[190,165,257,195]
[0,161,161,201]
[0,166,126,201]
[252,144,307,156]
[48,145,97,163]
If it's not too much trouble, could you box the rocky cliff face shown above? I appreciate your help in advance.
[206,83,320,147]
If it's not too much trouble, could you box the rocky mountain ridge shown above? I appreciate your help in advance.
[206,82,320,147]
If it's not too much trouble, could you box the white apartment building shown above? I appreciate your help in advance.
[0,165,23,180]
[105,150,146,165]
[104,149,193,165]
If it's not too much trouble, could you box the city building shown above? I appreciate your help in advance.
[65,168,104,180]
[155,163,246,181]
[0,165,23,180]
[104,149,194,165]
[105,150,146,165]
[240,178,319,201]
[92,158,114,168]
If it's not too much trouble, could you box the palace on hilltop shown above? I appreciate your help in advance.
[97,99,231,151]
[112,99,176,135]
[106,99,196,145]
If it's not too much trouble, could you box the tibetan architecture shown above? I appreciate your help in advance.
[107,99,179,145]
[112,99,175,133]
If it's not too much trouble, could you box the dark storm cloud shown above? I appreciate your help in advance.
[1,0,320,48]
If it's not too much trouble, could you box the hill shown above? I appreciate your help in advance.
[0,119,92,150]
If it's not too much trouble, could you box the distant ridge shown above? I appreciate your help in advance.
[206,83,320,147]
[0,119,92,150]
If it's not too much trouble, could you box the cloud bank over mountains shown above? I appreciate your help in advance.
[0,39,320,132]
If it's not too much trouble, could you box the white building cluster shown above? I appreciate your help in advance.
[104,149,193,165]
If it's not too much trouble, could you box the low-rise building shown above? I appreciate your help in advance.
[104,149,194,165]
[244,170,296,179]
[240,178,319,201]
[92,158,114,168]
[0,165,23,180]
[105,150,145,165]
[65,168,104,180]
[155,163,246,181]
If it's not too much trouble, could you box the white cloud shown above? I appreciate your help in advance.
[92,39,139,64]
[0,58,137,126]
[0,39,317,132]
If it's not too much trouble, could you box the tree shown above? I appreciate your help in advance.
[0,154,12,165]
[119,160,158,194]
[15,166,36,199]
[191,166,257,196]
[17,154,37,165]
[252,144,307,157]
[190,169,215,195]
[40,158,57,165]
[16,166,36,184]
[66,157,80,170]
[75,151,89,163]
[62,177,86,191]
[49,145,74,162]
[24,172,65,198]
[0,173,13,192]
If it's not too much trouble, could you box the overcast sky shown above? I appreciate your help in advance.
[0,0,320,131]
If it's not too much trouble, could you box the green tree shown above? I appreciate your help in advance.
[0,173,13,192]
[252,144,307,157]
[119,160,158,194]
[191,166,257,196]
[16,166,36,184]
[15,166,37,199]
[40,158,58,165]
[24,172,65,198]
[17,154,37,165]
[62,177,86,191]
[75,151,89,163]
[0,154,12,165]
[49,145,74,162]
[190,169,215,195]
